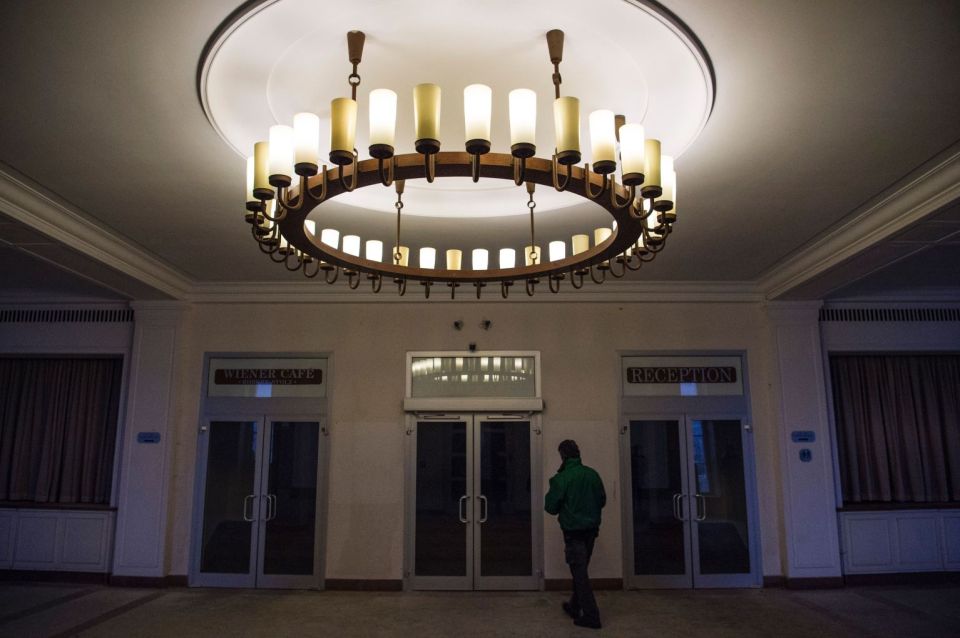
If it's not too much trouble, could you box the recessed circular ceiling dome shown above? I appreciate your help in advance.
[200,0,714,218]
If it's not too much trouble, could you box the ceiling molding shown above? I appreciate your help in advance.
[757,144,960,300]
[0,165,195,299]
[187,279,762,304]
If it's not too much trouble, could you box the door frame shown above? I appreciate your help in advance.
[404,412,543,591]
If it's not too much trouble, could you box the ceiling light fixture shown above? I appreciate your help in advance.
[244,29,678,299]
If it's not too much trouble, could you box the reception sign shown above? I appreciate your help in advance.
[208,357,327,398]
[622,356,743,397]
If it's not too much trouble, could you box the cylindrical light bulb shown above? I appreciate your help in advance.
[642,139,662,196]
[304,220,316,236]
[549,240,566,262]
[619,123,645,185]
[446,249,463,270]
[293,112,320,174]
[509,88,537,155]
[246,156,256,203]
[499,248,516,269]
[524,245,541,266]
[369,88,397,157]
[414,83,442,153]
[366,239,383,262]
[594,227,612,246]
[553,96,581,165]
[342,234,361,257]
[329,97,358,166]
[463,84,492,153]
[268,124,294,182]
[472,248,489,271]
[588,109,617,173]
[393,245,410,266]
[660,155,675,205]
[571,234,589,255]
[253,142,271,196]
[420,247,436,269]
[320,228,340,248]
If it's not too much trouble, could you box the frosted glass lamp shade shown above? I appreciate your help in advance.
[393,245,409,266]
[509,89,537,156]
[369,89,397,158]
[330,98,358,166]
[571,234,589,255]
[304,220,316,236]
[553,96,581,165]
[471,248,488,271]
[320,228,340,248]
[549,240,566,262]
[420,247,436,269]
[293,112,320,175]
[446,249,463,270]
[253,142,271,197]
[414,83,441,153]
[499,248,516,269]
[366,240,383,262]
[268,125,294,185]
[588,109,617,173]
[246,156,256,203]
[660,155,676,206]
[641,139,662,197]
[463,84,492,154]
[342,234,361,257]
[619,123,646,185]
[594,227,612,246]
[524,245,541,266]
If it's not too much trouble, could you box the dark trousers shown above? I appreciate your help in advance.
[563,528,600,623]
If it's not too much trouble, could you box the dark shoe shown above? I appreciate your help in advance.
[573,617,602,630]
[562,602,580,619]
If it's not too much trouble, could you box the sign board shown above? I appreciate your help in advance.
[621,356,743,397]
[208,357,327,398]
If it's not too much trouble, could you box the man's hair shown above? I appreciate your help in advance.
[558,439,581,460]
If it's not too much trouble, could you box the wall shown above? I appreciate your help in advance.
[165,300,786,582]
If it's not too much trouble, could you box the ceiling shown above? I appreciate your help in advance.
[0,0,958,299]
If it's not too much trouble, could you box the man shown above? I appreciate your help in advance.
[544,439,606,630]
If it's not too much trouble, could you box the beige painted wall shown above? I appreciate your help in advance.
[165,300,785,580]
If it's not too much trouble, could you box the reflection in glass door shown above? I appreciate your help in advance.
[409,414,540,590]
[624,415,758,588]
[192,417,323,588]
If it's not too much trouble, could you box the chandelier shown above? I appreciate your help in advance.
[244,29,678,299]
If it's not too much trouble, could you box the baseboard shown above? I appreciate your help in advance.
[109,574,188,588]
[0,569,109,584]
[324,579,403,591]
[784,577,844,589]
[544,578,622,591]
[844,571,960,586]
[762,576,786,587]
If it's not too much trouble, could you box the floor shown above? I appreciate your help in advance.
[2,583,960,638]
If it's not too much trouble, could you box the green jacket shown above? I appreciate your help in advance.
[544,457,606,531]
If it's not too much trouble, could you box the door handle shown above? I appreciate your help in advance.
[458,495,469,523]
[673,493,688,521]
[695,493,707,521]
[477,495,488,523]
[243,494,255,522]
[268,494,277,521]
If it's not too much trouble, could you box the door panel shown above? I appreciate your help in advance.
[411,416,473,589]
[257,420,321,588]
[194,418,262,588]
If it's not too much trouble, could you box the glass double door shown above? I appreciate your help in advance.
[192,416,323,588]
[623,415,759,588]
[409,413,540,590]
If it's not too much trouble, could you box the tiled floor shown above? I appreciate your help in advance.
[2,583,959,637]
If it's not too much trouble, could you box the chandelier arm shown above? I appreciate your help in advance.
[338,152,360,192]
[501,281,511,299]
[307,168,328,202]
[423,153,436,183]
[449,282,459,299]
[583,164,607,200]
[267,246,287,262]
[626,254,645,269]
[347,271,360,289]
[512,156,527,186]
[569,269,584,289]
[548,275,561,294]
[256,237,278,255]
[283,251,304,271]
[608,257,627,278]
[303,259,322,278]
[589,265,606,285]
[260,198,287,223]
[378,156,395,187]
[551,155,572,191]
[525,279,536,296]
[324,266,340,284]
[371,274,383,293]
[470,154,481,183]
[280,176,308,212]
[422,282,431,299]
[610,183,635,210]
[474,282,484,299]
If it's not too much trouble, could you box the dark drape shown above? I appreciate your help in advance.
[831,354,960,504]
[0,357,123,505]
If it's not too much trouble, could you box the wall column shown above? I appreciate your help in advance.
[766,301,842,581]
[111,301,187,578]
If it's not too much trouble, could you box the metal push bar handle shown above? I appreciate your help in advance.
[458,495,469,523]
[243,494,255,522]
[477,495,488,523]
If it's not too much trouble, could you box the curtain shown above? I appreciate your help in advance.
[831,355,960,504]
[0,357,123,505]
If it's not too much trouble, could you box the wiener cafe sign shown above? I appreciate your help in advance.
[622,356,743,397]
[208,358,327,398]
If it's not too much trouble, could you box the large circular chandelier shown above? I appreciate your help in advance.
[244,28,681,299]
